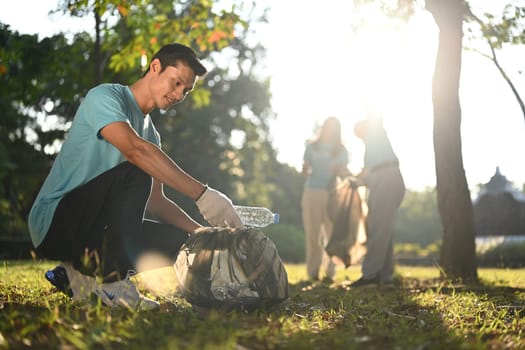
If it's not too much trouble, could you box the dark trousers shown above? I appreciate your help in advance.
[36,162,189,281]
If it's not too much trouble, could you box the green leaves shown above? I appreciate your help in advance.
[74,0,244,74]
[466,3,525,51]
[0,25,93,238]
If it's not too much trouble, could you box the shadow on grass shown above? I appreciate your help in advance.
[0,302,75,349]
[256,279,467,350]
[0,299,203,349]
[400,277,525,345]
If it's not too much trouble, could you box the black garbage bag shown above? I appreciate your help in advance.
[326,177,367,267]
[174,227,289,311]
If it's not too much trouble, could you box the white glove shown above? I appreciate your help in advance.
[196,187,244,228]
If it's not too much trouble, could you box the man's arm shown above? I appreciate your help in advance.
[100,121,206,200]
[147,179,203,233]
[99,121,243,228]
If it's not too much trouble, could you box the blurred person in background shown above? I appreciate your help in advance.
[301,116,349,282]
[351,113,405,287]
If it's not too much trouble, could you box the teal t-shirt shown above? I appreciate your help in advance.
[28,84,161,247]
[303,142,349,189]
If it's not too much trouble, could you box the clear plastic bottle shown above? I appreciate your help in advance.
[233,205,280,228]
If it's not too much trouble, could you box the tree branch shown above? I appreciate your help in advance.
[466,8,525,124]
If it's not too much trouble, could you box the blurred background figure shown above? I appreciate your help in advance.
[301,116,349,282]
[351,112,405,287]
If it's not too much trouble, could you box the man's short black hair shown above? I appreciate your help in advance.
[146,43,207,77]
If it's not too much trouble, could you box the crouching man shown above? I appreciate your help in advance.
[28,43,242,311]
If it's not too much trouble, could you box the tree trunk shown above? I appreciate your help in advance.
[426,0,478,282]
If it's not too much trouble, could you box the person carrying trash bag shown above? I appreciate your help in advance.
[301,116,349,282]
[349,114,405,288]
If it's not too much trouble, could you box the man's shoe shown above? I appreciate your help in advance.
[45,263,96,302]
[94,271,159,311]
[349,276,380,288]
[45,265,73,297]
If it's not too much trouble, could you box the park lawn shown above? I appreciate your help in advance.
[0,260,524,349]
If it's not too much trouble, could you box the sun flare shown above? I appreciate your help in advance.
[268,7,440,188]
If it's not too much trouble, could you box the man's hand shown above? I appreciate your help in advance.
[196,187,243,228]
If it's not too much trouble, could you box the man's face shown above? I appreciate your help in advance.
[150,60,197,109]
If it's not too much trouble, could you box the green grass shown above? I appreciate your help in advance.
[1,261,524,349]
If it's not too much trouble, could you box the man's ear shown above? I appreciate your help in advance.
[150,58,161,73]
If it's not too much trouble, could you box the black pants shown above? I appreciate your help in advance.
[36,162,189,281]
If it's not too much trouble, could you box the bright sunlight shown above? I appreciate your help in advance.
[265,4,439,188]
[263,1,524,191]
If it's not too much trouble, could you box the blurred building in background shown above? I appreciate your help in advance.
[473,167,525,237]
